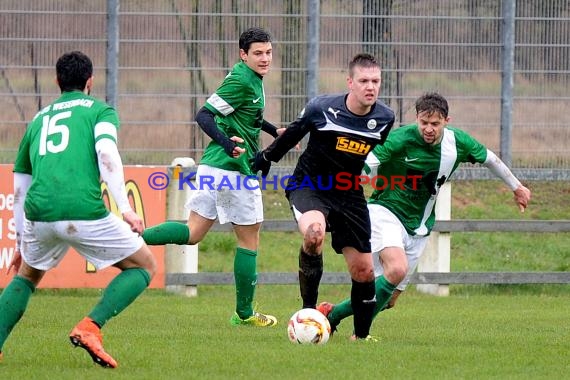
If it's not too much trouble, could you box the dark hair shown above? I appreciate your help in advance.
[56,51,93,92]
[348,53,380,77]
[415,92,449,118]
[239,27,272,53]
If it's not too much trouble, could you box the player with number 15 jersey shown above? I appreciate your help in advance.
[14,91,119,222]
[4,50,155,369]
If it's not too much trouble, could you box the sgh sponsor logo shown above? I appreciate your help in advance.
[335,137,372,155]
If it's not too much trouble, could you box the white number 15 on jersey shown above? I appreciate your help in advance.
[39,111,71,155]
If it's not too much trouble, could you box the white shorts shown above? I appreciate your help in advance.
[369,204,429,291]
[21,213,144,271]
[186,164,263,225]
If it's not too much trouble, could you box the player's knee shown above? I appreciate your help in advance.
[188,229,203,245]
[188,237,201,245]
[303,222,324,254]
[385,264,407,284]
[395,267,407,283]
[147,260,157,279]
[141,247,158,279]
[351,263,375,282]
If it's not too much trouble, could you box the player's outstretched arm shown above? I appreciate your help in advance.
[261,120,280,138]
[483,149,531,212]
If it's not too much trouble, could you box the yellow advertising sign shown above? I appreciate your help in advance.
[0,165,167,288]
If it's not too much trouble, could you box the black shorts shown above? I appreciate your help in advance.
[287,187,371,254]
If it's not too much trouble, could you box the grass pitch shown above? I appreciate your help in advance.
[1,286,568,379]
[1,180,569,378]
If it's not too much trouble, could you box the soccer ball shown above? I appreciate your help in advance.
[287,308,331,345]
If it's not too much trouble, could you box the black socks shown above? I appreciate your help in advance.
[351,279,376,338]
[298,247,323,309]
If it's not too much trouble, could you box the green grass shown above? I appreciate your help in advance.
[1,286,569,379]
[1,180,569,377]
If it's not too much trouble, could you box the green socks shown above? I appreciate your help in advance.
[372,275,397,316]
[0,276,36,351]
[0,269,150,350]
[327,275,396,327]
[234,247,258,319]
[88,268,151,327]
[142,221,190,245]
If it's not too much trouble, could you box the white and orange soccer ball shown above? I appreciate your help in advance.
[287,308,331,345]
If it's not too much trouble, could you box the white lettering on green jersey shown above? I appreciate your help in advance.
[14,91,120,221]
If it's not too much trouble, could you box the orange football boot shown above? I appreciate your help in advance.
[69,317,118,368]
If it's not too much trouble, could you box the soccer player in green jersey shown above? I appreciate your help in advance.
[0,51,157,368]
[142,27,279,327]
[317,92,531,334]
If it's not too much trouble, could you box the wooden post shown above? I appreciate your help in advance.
[416,182,451,296]
[165,157,199,297]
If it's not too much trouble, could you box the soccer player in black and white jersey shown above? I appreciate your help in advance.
[317,92,532,334]
[251,53,395,341]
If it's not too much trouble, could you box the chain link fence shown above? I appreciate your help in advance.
[1,0,569,175]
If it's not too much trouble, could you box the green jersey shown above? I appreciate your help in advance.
[367,124,487,235]
[14,90,120,221]
[200,61,265,175]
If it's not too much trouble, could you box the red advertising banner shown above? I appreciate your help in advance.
[0,165,167,288]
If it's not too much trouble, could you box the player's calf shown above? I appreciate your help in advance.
[298,247,323,309]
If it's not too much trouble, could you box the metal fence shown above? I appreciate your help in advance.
[1,0,569,173]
